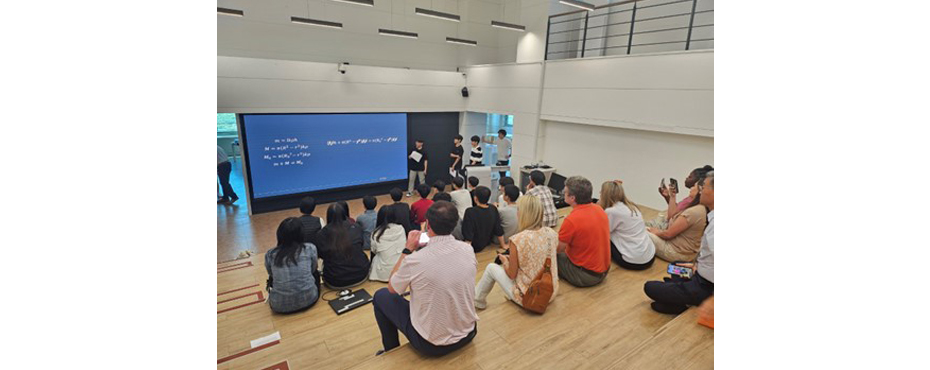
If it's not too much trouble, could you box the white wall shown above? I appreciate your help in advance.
[541,50,713,137]
[540,120,713,210]
[218,56,466,113]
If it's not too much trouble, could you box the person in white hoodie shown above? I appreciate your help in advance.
[369,205,408,282]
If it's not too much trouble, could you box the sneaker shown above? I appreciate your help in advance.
[217,198,230,204]
[375,349,385,356]
[230,196,239,204]
[406,192,413,197]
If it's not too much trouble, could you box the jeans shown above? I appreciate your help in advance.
[217,161,237,200]
[407,170,425,193]
[496,160,509,178]
[643,273,714,314]
[474,263,516,309]
[610,241,655,271]
[372,288,477,357]
[556,253,606,287]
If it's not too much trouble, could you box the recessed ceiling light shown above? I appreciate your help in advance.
[415,8,461,22]
[217,7,244,17]
[559,0,595,11]
[291,16,343,29]
[378,28,418,39]
[491,20,526,32]
[446,37,478,46]
[332,0,374,7]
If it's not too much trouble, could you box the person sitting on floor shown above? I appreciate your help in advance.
[433,179,446,195]
[495,184,520,245]
[474,194,559,310]
[644,171,714,314]
[357,195,378,251]
[647,165,713,229]
[433,192,464,240]
[525,170,558,228]
[647,188,707,263]
[449,176,471,219]
[369,206,406,282]
[372,201,479,357]
[495,176,521,207]
[317,203,370,290]
[467,176,480,207]
[265,217,321,314]
[598,180,656,270]
[410,184,434,228]
[338,200,356,224]
[462,186,505,253]
[389,187,414,234]
[298,196,324,247]
[557,176,611,287]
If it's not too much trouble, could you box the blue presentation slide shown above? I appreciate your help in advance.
[242,113,408,198]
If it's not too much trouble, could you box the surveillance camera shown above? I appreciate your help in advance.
[338,62,349,74]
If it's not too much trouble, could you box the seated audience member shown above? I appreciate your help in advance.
[298,196,324,246]
[462,186,504,253]
[357,196,378,250]
[318,203,370,289]
[372,201,479,357]
[525,170,558,228]
[496,177,521,206]
[474,195,559,310]
[647,190,707,262]
[557,176,611,287]
[467,176,480,207]
[468,135,483,166]
[369,207,406,282]
[338,200,356,224]
[389,188,414,234]
[433,192,463,240]
[410,184,434,227]
[433,180,446,194]
[495,184,520,244]
[265,217,321,314]
[644,172,714,314]
[647,165,714,229]
[598,180,656,270]
[449,177,471,219]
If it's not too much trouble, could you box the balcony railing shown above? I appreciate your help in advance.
[546,0,714,60]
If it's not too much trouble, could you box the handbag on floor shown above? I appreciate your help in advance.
[522,257,554,314]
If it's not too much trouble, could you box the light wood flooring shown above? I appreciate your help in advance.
[217,190,714,370]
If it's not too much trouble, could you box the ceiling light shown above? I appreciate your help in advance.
[217,7,244,17]
[559,0,595,11]
[446,37,478,46]
[291,16,343,29]
[332,0,374,7]
[378,28,418,39]
[491,20,526,32]
[415,8,461,22]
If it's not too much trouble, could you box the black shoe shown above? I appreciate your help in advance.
[230,196,239,204]
[375,349,385,356]
[650,302,688,315]
[218,198,230,204]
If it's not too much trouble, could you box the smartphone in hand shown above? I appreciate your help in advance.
[669,178,679,193]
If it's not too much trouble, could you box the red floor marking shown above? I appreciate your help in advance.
[218,262,253,274]
[216,339,280,365]
[218,284,261,296]
[217,291,264,314]
[261,360,289,370]
[218,291,262,305]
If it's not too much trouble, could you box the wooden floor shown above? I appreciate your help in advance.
[217,189,714,370]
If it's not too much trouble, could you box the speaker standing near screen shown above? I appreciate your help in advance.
[217,145,238,204]
[450,135,465,179]
[407,139,428,197]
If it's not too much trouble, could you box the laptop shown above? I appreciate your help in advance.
[328,289,373,315]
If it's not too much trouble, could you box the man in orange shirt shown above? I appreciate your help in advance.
[557,176,611,287]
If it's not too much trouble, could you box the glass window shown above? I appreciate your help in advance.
[485,113,513,137]
[217,113,238,135]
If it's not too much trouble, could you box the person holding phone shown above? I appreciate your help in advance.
[643,172,714,315]
[648,165,714,229]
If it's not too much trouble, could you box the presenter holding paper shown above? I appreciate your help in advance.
[450,135,465,179]
[407,139,428,197]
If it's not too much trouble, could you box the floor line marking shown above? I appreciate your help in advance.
[216,339,280,365]
[218,284,261,296]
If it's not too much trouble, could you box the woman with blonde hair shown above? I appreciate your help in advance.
[599,180,656,270]
[474,194,559,310]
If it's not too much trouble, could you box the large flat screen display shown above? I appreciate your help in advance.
[241,113,408,198]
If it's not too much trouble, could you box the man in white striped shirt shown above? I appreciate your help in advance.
[372,201,479,357]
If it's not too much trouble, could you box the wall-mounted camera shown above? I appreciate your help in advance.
[338,62,349,74]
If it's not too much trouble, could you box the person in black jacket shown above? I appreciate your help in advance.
[298,196,323,246]
[317,203,370,289]
[462,186,504,253]
[389,188,413,234]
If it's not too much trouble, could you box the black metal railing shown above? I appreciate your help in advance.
[545,0,713,60]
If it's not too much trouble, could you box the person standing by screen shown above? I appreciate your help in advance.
[485,130,511,177]
[217,145,238,204]
[450,135,465,179]
[407,139,428,197]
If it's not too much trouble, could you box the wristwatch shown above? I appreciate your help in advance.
[402,248,414,255]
